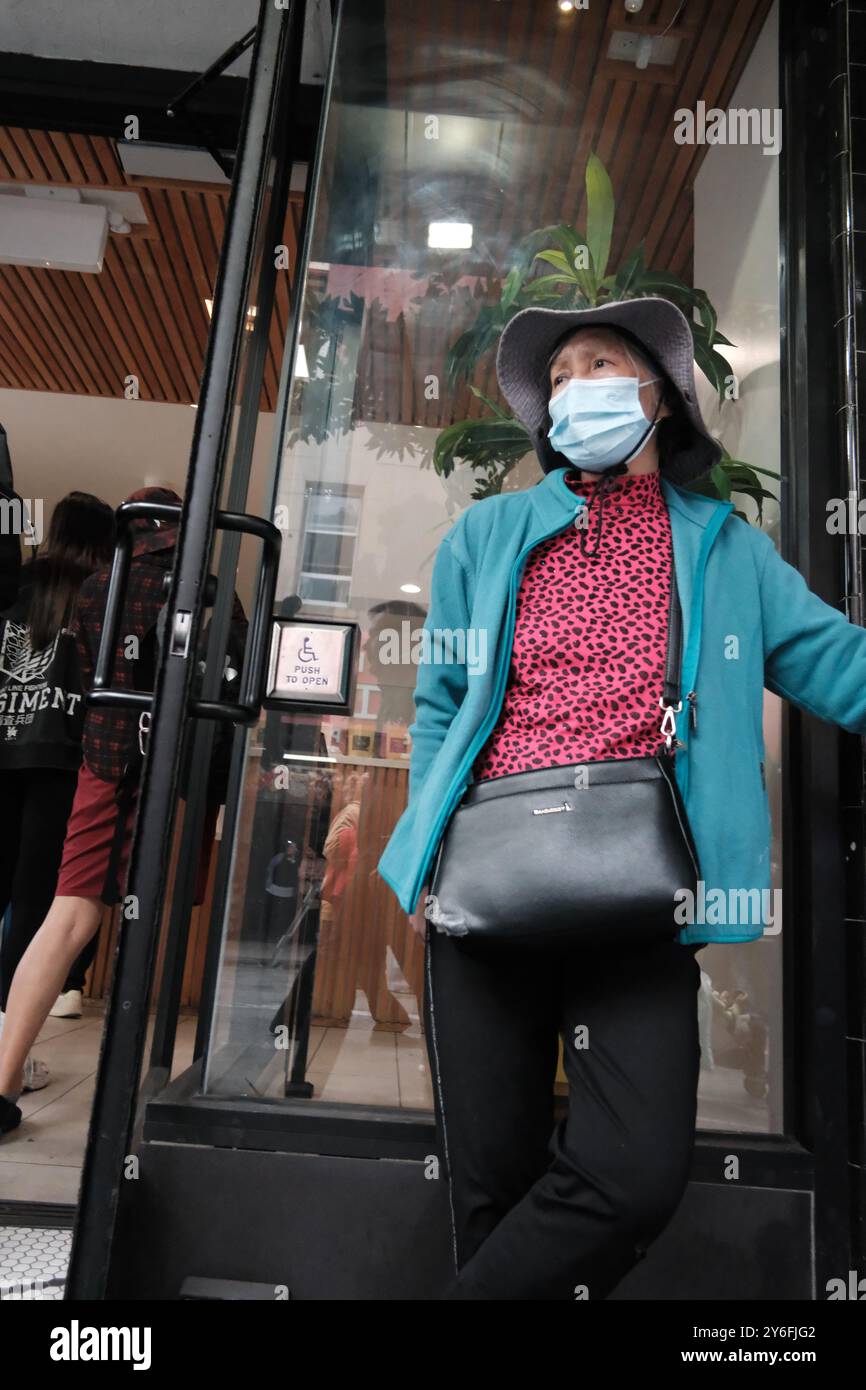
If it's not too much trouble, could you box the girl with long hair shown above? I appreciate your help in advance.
[0,491,115,1088]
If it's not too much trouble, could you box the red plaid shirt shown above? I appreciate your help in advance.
[72,527,246,783]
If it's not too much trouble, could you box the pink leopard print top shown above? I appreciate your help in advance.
[472,468,673,782]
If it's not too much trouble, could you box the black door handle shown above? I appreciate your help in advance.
[89,500,281,726]
[191,510,281,724]
[90,500,180,712]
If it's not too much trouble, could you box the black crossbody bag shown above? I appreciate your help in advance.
[425,576,700,949]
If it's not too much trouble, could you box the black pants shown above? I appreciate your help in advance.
[0,767,97,1010]
[423,925,703,1300]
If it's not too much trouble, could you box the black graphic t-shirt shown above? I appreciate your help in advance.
[0,561,86,772]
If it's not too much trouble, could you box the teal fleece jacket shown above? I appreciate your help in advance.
[376,465,866,944]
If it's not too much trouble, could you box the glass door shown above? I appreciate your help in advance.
[201,0,785,1138]
[64,0,312,1299]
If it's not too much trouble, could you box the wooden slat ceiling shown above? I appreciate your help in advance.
[0,126,302,410]
[349,0,775,431]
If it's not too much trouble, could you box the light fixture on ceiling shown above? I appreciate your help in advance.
[635,34,654,69]
[400,583,421,594]
[294,343,310,380]
[0,195,106,271]
[428,221,473,250]
[204,296,257,331]
[0,185,151,271]
[558,0,575,12]
[116,142,232,186]
[607,28,680,68]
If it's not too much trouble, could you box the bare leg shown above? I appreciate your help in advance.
[0,895,102,1097]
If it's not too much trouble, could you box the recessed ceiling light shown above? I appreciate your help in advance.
[400,583,421,594]
[558,0,575,11]
[428,221,473,250]
[204,296,257,331]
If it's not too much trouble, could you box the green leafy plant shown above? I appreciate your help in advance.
[433,152,778,523]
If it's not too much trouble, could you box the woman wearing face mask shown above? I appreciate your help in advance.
[377,296,866,1301]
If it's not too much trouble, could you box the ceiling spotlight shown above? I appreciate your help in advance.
[428,221,473,250]
[400,583,421,594]
[204,296,257,331]
[558,0,575,11]
[636,34,654,68]
[625,0,645,12]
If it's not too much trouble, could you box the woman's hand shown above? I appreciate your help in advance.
[409,884,429,940]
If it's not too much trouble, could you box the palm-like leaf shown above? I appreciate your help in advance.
[585,152,614,292]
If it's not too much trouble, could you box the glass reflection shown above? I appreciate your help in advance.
[204,0,784,1132]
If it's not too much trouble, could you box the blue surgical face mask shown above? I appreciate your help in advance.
[547,373,662,473]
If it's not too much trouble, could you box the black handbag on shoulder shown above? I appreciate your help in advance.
[425,574,700,949]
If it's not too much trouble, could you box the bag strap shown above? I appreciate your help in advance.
[659,562,684,751]
[103,595,165,901]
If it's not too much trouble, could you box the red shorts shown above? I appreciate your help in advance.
[55,761,217,905]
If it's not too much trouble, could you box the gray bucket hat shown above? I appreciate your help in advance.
[495,296,723,485]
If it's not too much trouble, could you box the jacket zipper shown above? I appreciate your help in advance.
[409,499,587,910]
[670,501,733,801]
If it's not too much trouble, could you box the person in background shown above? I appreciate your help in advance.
[0,485,245,1139]
[261,839,301,965]
[0,491,116,1090]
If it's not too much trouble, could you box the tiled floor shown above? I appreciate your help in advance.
[0,1003,200,1205]
[0,1225,70,1298]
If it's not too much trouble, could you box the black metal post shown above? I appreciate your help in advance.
[780,0,853,1293]
[195,0,344,1070]
[146,0,307,1082]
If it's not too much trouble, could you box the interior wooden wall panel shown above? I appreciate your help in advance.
[310,763,422,1029]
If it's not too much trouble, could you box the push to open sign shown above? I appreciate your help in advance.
[265,616,357,714]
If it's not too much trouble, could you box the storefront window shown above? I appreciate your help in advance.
[204,0,783,1133]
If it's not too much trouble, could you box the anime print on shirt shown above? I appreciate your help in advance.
[0,620,83,749]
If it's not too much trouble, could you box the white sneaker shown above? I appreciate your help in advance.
[22,1056,50,1092]
[49,990,83,1019]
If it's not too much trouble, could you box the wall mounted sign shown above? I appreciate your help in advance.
[264,616,358,714]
